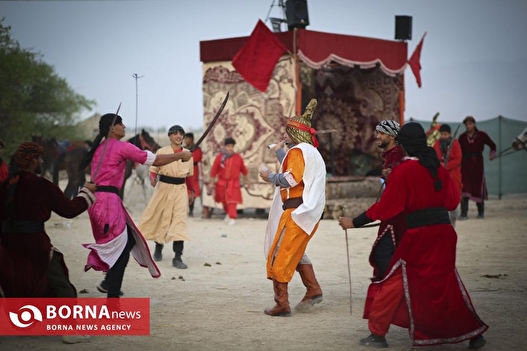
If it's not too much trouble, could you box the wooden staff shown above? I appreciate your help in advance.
[345,228,353,315]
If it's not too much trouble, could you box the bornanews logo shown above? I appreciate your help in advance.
[0,298,150,335]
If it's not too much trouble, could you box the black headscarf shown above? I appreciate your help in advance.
[79,113,123,171]
[397,122,442,191]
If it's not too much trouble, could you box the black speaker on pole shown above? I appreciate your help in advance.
[286,0,310,30]
[395,15,412,41]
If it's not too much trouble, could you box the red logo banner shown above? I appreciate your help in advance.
[0,298,150,335]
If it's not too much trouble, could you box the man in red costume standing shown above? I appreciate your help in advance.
[434,123,462,227]
[370,120,406,281]
[458,116,496,219]
[209,137,250,226]
[338,122,487,349]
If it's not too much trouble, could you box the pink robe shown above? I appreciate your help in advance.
[83,138,160,278]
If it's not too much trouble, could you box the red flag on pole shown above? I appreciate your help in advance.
[232,20,288,92]
[408,32,426,88]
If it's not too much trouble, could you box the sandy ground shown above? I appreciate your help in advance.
[1,174,527,351]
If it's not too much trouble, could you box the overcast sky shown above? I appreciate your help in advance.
[2,0,526,131]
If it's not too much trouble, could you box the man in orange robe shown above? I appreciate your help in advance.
[259,99,326,317]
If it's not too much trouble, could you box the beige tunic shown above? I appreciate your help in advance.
[139,146,193,243]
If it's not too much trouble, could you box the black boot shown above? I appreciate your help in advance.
[188,202,194,217]
[469,335,486,349]
[476,201,485,219]
[153,242,163,261]
[360,334,388,348]
[459,197,469,220]
[172,241,188,269]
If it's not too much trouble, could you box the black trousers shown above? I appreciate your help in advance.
[105,227,136,298]
[47,250,77,298]
[373,234,394,280]
[461,197,485,216]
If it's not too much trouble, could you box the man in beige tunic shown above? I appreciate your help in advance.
[138,125,195,269]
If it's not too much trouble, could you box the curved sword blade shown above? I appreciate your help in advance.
[191,92,229,151]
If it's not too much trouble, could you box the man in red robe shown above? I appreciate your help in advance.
[458,116,496,219]
[184,132,202,217]
[370,120,406,281]
[0,142,97,344]
[209,138,250,226]
[338,122,488,349]
[434,124,462,227]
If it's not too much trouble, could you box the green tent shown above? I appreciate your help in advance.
[410,116,527,198]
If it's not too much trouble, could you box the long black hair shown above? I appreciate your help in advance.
[79,113,123,172]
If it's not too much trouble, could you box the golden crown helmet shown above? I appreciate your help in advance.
[286,98,319,147]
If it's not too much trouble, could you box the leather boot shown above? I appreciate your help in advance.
[476,201,485,219]
[172,241,188,269]
[153,242,163,262]
[295,264,323,311]
[264,280,291,317]
[460,197,469,219]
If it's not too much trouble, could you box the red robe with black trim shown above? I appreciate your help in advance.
[458,130,496,201]
[0,172,90,297]
[363,158,488,346]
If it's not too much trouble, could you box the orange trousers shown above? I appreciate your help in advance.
[368,268,404,336]
[266,209,319,282]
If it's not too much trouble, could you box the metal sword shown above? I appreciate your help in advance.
[190,92,230,152]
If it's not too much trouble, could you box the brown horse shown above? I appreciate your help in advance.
[32,136,91,199]
[34,130,160,199]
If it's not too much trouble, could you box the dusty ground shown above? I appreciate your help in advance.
[1,175,527,351]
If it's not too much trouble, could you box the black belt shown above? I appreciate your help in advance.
[1,220,45,233]
[193,162,199,166]
[282,197,303,210]
[159,175,185,185]
[463,152,482,158]
[96,186,120,195]
[406,207,450,229]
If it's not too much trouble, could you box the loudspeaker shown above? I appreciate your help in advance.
[395,15,412,41]
[286,0,310,30]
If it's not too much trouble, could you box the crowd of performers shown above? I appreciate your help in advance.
[0,105,498,348]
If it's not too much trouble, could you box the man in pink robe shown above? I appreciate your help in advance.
[79,114,191,298]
